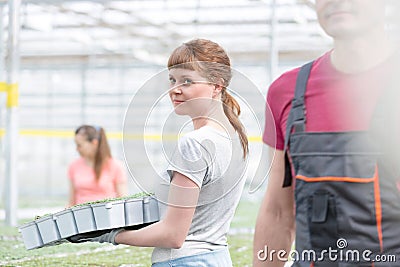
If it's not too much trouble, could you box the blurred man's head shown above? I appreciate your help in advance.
[315,0,386,40]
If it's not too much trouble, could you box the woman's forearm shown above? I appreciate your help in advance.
[115,220,185,249]
[115,171,198,249]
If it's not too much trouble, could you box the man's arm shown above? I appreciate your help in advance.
[253,147,295,267]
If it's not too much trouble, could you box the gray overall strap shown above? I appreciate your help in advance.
[282,61,314,187]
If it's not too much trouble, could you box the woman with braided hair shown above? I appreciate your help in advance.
[71,39,248,267]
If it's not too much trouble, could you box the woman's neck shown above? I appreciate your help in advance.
[192,104,232,132]
[83,157,95,168]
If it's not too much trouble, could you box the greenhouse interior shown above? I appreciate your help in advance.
[0,1,399,265]
[0,0,400,267]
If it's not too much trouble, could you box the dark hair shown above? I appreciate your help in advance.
[75,125,112,181]
[168,38,248,158]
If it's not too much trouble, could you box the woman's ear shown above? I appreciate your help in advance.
[92,139,99,147]
[212,84,223,97]
[212,78,224,98]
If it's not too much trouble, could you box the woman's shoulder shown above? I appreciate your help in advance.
[184,126,226,139]
[175,130,214,159]
[69,157,85,169]
[177,127,231,157]
[178,131,201,149]
[178,127,217,146]
[104,157,124,169]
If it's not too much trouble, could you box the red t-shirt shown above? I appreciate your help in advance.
[263,51,393,150]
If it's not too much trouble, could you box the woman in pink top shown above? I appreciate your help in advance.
[68,125,127,206]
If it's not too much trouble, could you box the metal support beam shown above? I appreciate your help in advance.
[4,0,21,226]
[80,65,87,124]
[0,5,4,206]
[268,0,278,83]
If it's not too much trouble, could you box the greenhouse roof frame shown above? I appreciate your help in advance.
[0,0,335,67]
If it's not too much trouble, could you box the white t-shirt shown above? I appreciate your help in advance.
[152,126,248,263]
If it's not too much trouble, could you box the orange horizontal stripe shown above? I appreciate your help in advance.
[296,175,375,183]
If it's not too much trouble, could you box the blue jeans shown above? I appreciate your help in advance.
[151,247,233,267]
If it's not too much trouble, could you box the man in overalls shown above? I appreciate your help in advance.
[254,1,400,266]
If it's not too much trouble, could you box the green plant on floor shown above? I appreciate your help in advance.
[70,192,154,208]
